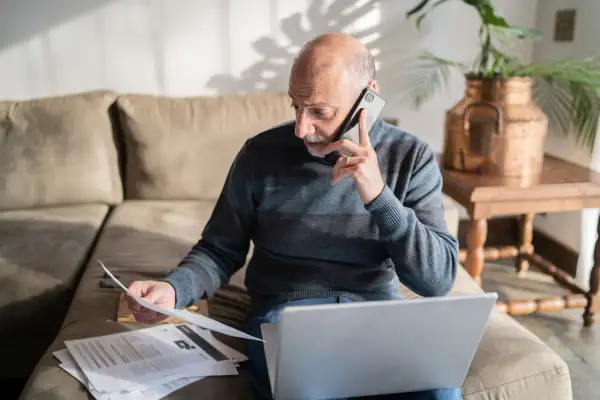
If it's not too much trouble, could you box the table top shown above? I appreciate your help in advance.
[440,154,600,205]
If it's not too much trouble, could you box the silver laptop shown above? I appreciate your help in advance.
[260,292,497,400]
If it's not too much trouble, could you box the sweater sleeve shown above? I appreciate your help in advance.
[162,140,256,308]
[365,145,459,297]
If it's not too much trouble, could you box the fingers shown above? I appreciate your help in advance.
[135,309,167,324]
[332,157,347,184]
[332,156,367,184]
[126,281,147,312]
[321,139,367,157]
[141,285,164,304]
[127,281,146,296]
[332,165,362,184]
[318,109,370,156]
[358,109,371,148]
[126,281,167,323]
[131,303,167,324]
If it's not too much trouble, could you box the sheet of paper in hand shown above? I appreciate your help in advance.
[117,292,209,325]
[98,260,263,342]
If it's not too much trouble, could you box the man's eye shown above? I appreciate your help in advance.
[313,109,333,118]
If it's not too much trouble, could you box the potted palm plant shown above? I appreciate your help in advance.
[404,0,600,180]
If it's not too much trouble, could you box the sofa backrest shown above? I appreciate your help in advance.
[116,91,295,201]
[0,91,123,211]
[0,90,296,210]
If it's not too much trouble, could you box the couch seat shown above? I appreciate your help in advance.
[21,200,253,399]
[21,201,571,399]
[0,204,109,378]
[415,268,572,399]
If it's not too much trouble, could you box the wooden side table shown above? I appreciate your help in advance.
[440,154,600,326]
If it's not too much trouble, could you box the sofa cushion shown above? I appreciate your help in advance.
[60,200,217,327]
[400,267,571,398]
[0,91,123,211]
[21,201,571,399]
[21,200,254,399]
[116,92,295,201]
[0,204,109,378]
[464,310,572,399]
[406,267,571,399]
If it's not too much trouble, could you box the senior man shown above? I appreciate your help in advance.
[127,33,460,400]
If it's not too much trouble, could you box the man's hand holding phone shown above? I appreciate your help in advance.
[318,109,385,205]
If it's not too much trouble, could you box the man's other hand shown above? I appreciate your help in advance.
[126,280,176,324]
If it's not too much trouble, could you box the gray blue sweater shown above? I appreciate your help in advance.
[164,120,459,308]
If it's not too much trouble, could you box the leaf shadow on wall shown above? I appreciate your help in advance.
[206,0,428,111]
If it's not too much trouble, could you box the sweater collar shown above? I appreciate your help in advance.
[368,119,385,144]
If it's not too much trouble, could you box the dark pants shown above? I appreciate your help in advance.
[243,296,463,400]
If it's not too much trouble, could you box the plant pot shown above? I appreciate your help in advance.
[442,77,548,180]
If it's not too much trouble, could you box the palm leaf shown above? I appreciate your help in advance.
[404,0,600,150]
[400,53,464,109]
[490,25,542,41]
[533,77,574,139]
[510,58,600,149]
[569,82,600,149]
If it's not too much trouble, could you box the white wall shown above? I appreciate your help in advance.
[532,0,600,288]
[0,0,537,153]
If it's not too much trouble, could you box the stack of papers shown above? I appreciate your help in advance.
[53,262,263,399]
[54,323,245,399]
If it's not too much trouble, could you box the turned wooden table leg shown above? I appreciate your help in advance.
[517,213,535,276]
[584,217,600,327]
[466,218,487,287]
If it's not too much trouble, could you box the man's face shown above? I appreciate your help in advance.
[288,61,356,157]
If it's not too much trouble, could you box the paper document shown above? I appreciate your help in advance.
[54,325,240,400]
[98,261,262,342]
[64,323,240,394]
[59,358,235,400]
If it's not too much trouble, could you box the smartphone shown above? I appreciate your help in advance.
[326,87,387,161]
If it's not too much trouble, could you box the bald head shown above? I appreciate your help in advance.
[288,33,378,156]
[292,33,375,90]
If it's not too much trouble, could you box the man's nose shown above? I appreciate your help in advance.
[295,116,315,139]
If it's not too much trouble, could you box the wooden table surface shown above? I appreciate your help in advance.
[440,154,600,218]
[439,154,600,326]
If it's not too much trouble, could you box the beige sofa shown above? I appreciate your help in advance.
[0,91,571,399]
